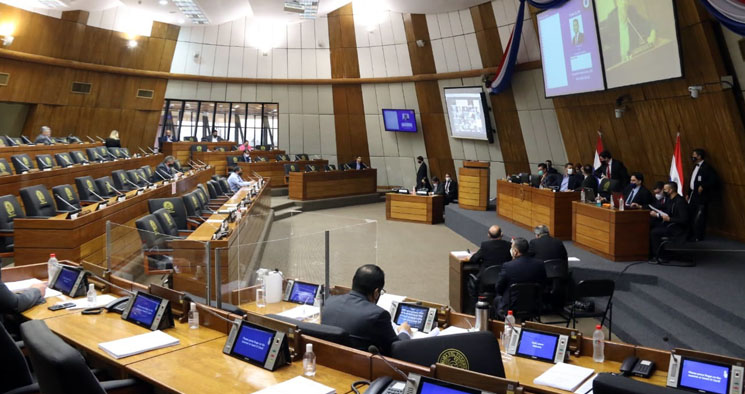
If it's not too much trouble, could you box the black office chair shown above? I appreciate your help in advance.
[268,314,351,347]
[324,164,337,171]
[148,197,202,229]
[194,187,218,212]
[51,185,82,212]
[36,154,54,170]
[75,176,105,203]
[305,164,319,172]
[108,147,123,159]
[120,148,130,158]
[183,136,196,142]
[543,259,571,318]
[206,180,229,201]
[0,158,12,175]
[110,170,133,192]
[255,144,272,151]
[183,192,209,219]
[475,264,503,303]
[55,152,75,168]
[295,154,309,161]
[214,146,226,152]
[284,163,301,175]
[190,144,208,153]
[0,195,23,257]
[126,169,147,188]
[217,178,234,196]
[135,214,175,274]
[94,176,120,198]
[96,146,112,161]
[85,147,104,162]
[69,150,89,165]
[390,331,506,378]
[2,135,15,146]
[140,166,154,182]
[503,282,543,322]
[276,154,290,161]
[11,154,35,173]
[0,321,39,394]
[254,156,269,162]
[20,320,141,394]
[152,208,191,238]
[227,156,241,166]
[564,279,614,337]
[19,185,59,218]
[173,159,183,171]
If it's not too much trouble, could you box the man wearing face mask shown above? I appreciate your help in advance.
[416,156,431,190]
[649,181,666,210]
[492,238,546,319]
[593,150,629,192]
[537,163,560,188]
[688,148,718,242]
[545,160,559,174]
[560,163,582,191]
[443,173,458,204]
[649,181,689,258]
[580,165,598,195]
[623,172,653,208]
[322,264,411,355]
[156,156,178,179]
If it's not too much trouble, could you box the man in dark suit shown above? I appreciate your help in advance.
[155,156,178,180]
[649,181,666,210]
[469,225,512,276]
[538,163,560,188]
[1,279,45,315]
[201,129,223,142]
[623,172,653,209]
[580,165,598,195]
[237,150,252,162]
[687,148,718,241]
[529,225,567,262]
[34,126,55,145]
[416,177,431,193]
[593,150,629,192]
[443,173,458,204]
[572,18,584,45]
[321,265,411,355]
[347,156,368,170]
[416,156,430,190]
[559,163,582,191]
[158,129,175,144]
[493,237,547,318]
[431,176,444,195]
[649,181,689,258]
[545,160,558,174]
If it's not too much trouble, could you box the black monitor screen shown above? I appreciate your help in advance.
[416,376,481,394]
[52,267,79,295]
[394,303,429,331]
[516,329,559,362]
[127,293,161,327]
[288,282,319,305]
[230,322,276,365]
[678,358,731,394]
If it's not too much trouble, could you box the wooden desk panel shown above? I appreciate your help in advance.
[249,149,286,161]
[160,142,236,165]
[496,180,580,240]
[43,312,225,367]
[449,252,478,313]
[288,169,377,200]
[385,193,444,224]
[192,150,233,176]
[572,201,650,262]
[0,154,162,200]
[13,168,215,265]
[126,338,363,394]
[237,160,328,188]
[458,161,489,211]
[0,141,103,163]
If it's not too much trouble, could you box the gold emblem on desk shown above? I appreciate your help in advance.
[35,190,46,205]
[4,201,16,218]
[437,348,469,370]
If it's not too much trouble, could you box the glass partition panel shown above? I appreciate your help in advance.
[180,101,200,140]
[214,102,231,141]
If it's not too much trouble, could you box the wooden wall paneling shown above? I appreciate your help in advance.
[403,14,436,75]
[78,26,113,65]
[470,2,530,175]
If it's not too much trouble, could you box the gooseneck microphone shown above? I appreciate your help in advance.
[54,194,81,213]
[367,345,415,383]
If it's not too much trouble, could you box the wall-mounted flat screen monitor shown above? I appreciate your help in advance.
[537,0,606,97]
[382,109,417,132]
[444,87,489,141]
[596,0,682,89]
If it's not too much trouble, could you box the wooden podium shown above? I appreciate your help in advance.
[458,161,489,211]
[572,201,650,261]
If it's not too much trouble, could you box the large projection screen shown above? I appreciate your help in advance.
[444,87,489,141]
[537,0,606,97]
[596,0,682,89]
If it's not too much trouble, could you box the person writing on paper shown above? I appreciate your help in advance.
[0,280,46,315]
[416,177,431,193]
[649,181,666,210]
[322,264,411,355]
[35,126,55,145]
[493,238,546,319]
[623,172,653,208]
[227,166,251,193]
[431,176,444,195]
[649,181,688,259]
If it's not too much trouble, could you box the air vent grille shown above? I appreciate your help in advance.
[0,73,9,86]
[71,82,92,94]
[136,89,154,99]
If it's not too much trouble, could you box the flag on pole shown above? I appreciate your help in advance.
[593,132,604,170]
[669,133,685,196]
[488,0,526,94]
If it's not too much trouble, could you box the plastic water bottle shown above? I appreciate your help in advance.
[188,302,199,329]
[303,343,316,377]
[475,296,489,331]
[502,310,516,345]
[593,325,605,362]
[580,188,586,202]
[619,197,625,211]
[86,283,97,304]
[47,253,60,281]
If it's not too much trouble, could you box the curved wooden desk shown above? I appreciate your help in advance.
[0,141,103,163]
[288,169,377,200]
[237,159,328,188]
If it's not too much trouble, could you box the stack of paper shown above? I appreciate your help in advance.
[533,363,595,392]
[5,278,61,298]
[252,376,335,394]
[63,294,118,310]
[276,305,320,321]
[438,325,470,336]
[98,330,179,359]
[451,251,472,259]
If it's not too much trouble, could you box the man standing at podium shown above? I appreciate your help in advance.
[443,173,458,204]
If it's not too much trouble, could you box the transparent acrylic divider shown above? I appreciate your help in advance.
[106,221,211,301]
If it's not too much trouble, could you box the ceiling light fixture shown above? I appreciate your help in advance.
[127,39,138,48]
[37,0,67,8]
[172,0,209,24]
[159,0,168,5]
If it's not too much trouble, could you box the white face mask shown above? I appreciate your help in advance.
[567,168,573,175]
[655,193,664,200]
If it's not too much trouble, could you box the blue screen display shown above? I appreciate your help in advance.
[232,324,274,364]
[516,330,558,361]
[679,359,730,394]
[128,294,160,327]
[419,382,474,394]
[53,268,78,294]
[382,109,417,132]
[395,304,428,330]
[288,282,318,305]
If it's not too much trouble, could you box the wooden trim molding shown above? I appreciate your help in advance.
[0,48,540,86]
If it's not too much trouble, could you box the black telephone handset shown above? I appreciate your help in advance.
[105,296,130,314]
[364,376,411,394]
[620,356,656,378]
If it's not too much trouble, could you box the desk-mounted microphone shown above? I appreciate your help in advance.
[367,345,415,384]
[54,194,81,214]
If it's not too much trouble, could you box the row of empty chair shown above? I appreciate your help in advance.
[0,135,84,146]
[227,153,313,166]
[0,146,132,175]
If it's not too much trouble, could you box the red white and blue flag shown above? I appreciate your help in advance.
[700,0,745,36]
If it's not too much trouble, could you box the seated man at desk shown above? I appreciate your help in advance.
[559,163,582,191]
[202,129,223,143]
[348,156,367,170]
[431,176,443,195]
[443,173,458,204]
[649,181,689,258]
[623,172,653,208]
[528,225,567,262]
[649,181,666,210]
[1,279,45,315]
[35,126,55,145]
[580,165,598,195]
[227,166,251,193]
[322,264,411,355]
[416,177,431,193]
[156,156,180,179]
[159,129,174,144]
[537,163,560,188]
[469,225,512,276]
[493,237,546,319]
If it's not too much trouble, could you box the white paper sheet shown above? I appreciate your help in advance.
[98,330,179,359]
[57,294,118,310]
[5,278,61,298]
[533,362,595,392]
[376,293,406,313]
[276,305,320,321]
[451,251,472,259]
[569,257,580,262]
[573,373,597,394]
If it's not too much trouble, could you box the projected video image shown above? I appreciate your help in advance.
[597,0,682,88]
[444,87,488,141]
[537,0,605,97]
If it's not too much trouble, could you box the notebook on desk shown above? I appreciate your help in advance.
[98,330,179,359]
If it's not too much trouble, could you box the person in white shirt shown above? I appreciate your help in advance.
[227,166,251,193]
